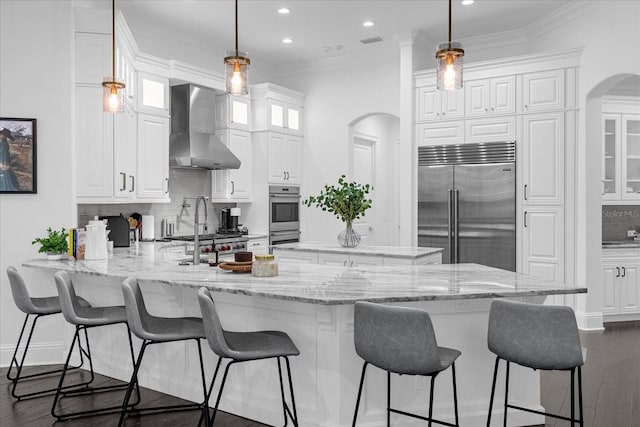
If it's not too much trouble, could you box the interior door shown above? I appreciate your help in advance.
[454,163,516,270]
[418,165,453,263]
[352,137,376,244]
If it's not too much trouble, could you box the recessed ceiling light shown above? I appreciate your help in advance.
[363,20,374,27]
[282,38,293,44]
[278,8,290,14]
[462,0,474,5]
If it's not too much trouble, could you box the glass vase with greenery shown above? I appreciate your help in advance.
[32,227,68,259]
[302,175,372,247]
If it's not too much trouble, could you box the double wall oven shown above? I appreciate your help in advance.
[269,185,301,246]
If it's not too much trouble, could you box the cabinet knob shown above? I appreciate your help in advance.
[491,107,495,111]
[524,104,529,109]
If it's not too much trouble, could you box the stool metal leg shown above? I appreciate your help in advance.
[210,360,235,425]
[387,371,391,427]
[503,361,510,427]
[277,357,289,426]
[428,375,435,427]
[200,356,223,427]
[451,362,459,427]
[570,367,576,427]
[276,357,299,427]
[118,339,149,427]
[487,356,499,427]
[284,356,299,427]
[352,361,368,426]
[578,366,584,427]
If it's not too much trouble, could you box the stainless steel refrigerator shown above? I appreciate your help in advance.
[418,141,516,271]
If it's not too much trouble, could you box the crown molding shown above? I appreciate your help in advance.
[457,29,528,54]
[526,0,602,42]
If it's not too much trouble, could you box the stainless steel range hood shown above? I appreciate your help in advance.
[169,84,241,170]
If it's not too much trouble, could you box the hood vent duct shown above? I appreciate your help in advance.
[169,84,241,170]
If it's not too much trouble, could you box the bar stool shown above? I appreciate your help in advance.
[118,277,209,427]
[486,299,584,427]
[52,271,140,420]
[196,287,300,427]
[352,301,461,427]
[6,266,92,400]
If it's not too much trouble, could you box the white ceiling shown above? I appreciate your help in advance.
[114,0,571,69]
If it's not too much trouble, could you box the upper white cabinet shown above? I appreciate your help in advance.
[215,94,250,131]
[267,100,303,135]
[416,85,465,121]
[211,129,253,201]
[522,69,565,113]
[603,114,622,199]
[465,116,516,144]
[268,133,302,184]
[622,115,640,199]
[522,112,565,205]
[465,76,515,117]
[137,72,169,115]
[602,247,640,321]
[251,83,305,135]
[416,121,465,146]
[136,113,170,200]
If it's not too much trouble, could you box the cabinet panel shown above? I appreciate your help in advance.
[75,33,111,85]
[602,114,621,199]
[602,264,619,314]
[522,206,564,281]
[113,103,137,199]
[137,72,169,115]
[465,76,514,117]
[267,133,302,184]
[350,254,383,267]
[272,250,317,264]
[621,115,640,199]
[416,122,464,146]
[465,80,490,117]
[268,133,286,183]
[416,86,464,121]
[522,112,564,204]
[247,238,269,256]
[212,129,252,201]
[318,253,348,266]
[523,70,565,112]
[136,114,169,199]
[215,94,250,130]
[465,116,515,143]
[491,76,516,115]
[620,264,640,313]
[285,135,302,184]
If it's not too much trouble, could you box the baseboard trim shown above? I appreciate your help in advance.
[575,310,604,331]
[0,342,66,368]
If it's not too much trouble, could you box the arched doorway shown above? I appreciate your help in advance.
[348,113,400,245]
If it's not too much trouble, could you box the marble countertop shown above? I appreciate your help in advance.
[271,242,443,258]
[22,243,585,305]
[602,240,640,248]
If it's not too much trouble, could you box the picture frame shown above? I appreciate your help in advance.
[0,117,37,194]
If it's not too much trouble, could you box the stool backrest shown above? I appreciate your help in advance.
[121,277,154,340]
[197,287,233,358]
[54,271,87,325]
[354,301,442,375]
[488,299,583,370]
[7,266,38,314]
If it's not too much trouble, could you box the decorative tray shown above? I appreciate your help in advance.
[218,261,253,273]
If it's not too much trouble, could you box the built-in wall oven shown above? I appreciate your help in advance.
[269,185,301,246]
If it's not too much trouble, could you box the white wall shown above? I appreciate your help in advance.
[0,1,75,365]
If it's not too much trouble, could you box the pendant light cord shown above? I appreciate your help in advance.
[448,0,452,49]
[235,0,239,57]
[111,0,116,79]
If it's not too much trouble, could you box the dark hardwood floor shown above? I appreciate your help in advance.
[1,322,638,426]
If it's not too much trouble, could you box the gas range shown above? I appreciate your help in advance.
[166,233,249,256]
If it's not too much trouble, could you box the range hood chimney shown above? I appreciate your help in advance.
[169,84,241,170]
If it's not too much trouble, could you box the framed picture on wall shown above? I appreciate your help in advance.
[0,117,37,194]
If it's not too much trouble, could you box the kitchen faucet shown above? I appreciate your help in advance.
[193,195,208,265]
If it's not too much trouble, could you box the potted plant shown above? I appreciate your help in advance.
[302,175,372,247]
[32,227,68,260]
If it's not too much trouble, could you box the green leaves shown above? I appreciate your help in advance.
[302,175,372,225]
[32,227,68,254]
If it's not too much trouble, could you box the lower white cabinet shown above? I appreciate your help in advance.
[602,247,640,320]
[521,205,564,282]
[318,252,383,267]
[273,250,318,264]
[136,113,170,201]
[247,237,268,256]
[211,129,252,202]
[274,249,441,266]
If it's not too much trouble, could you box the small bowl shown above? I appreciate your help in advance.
[234,251,253,262]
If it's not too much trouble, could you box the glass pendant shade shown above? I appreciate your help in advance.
[102,78,125,113]
[224,52,250,95]
[436,42,464,91]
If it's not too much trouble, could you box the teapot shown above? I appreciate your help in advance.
[85,217,109,260]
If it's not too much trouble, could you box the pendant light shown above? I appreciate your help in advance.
[102,0,125,112]
[436,0,464,91]
[224,0,250,95]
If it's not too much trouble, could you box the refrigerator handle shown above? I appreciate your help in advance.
[447,189,453,263]
[454,189,459,264]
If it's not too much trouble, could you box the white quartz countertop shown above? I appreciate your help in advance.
[22,242,585,305]
[271,242,443,258]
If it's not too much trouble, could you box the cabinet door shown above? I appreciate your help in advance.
[465,79,490,117]
[490,76,515,115]
[442,88,465,120]
[465,116,515,143]
[619,263,640,314]
[247,238,269,255]
[76,86,113,198]
[416,86,442,121]
[350,254,383,267]
[601,263,619,314]
[113,103,137,199]
[228,129,252,200]
[521,206,564,282]
[621,115,640,200]
[269,100,287,132]
[523,70,565,113]
[416,121,465,146]
[116,40,136,105]
[268,133,286,183]
[522,112,565,204]
[215,95,250,130]
[137,72,169,115]
[285,135,303,184]
[286,105,303,135]
[602,114,621,200]
[75,33,111,85]
[272,249,317,264]
[137,114,169,199]
[318,252,349,266]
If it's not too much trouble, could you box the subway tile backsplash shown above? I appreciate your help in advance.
[78,168,237,239]
[602,205,640,241]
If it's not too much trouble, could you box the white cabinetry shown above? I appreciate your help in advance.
[136,113,169,200]
[416,85,464,121]
[522,69,565,113]
[113,103,137,199]
[317,252,384,267]
[267,133,302,184]
[465,76,515,117]
[75,33,111,85]
[602,247,640,321]
[275,249,441,266]
[215,94,250,131]
[211,129,253,201]
[416,121,465,146]
[521,205,565,282]
[465,116,515,143]
[247,237,269,256]
[137,72,169,115]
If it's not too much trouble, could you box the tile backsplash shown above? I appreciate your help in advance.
[602,205,640,241]
[78,168,237,239]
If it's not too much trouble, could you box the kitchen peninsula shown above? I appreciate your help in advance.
[23,243,586,426]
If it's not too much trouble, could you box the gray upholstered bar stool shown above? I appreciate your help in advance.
[486,299,584,427]
[196,287,300,427]
[118,277,209,427]
[352,301,461,427]
[6,266,91,400]
[52,270,140,420]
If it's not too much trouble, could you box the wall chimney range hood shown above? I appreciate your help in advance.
[169,84,241,170]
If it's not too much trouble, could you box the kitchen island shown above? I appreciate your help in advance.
[23,243,585,427]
